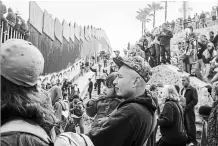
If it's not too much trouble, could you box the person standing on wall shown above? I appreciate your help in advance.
[200,11,207,28]
[194,13,200,29]
[211,7,217,25]
[159,23,173,65]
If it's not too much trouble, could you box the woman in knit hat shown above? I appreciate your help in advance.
[1,39,57,146]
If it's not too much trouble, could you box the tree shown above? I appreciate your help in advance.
[178,1,193,21]
[136,8,152,36]
[147,2,164,28]
[161,1,175,23]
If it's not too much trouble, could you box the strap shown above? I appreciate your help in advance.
[0,120,52,144]
[79,134,94,146]
[58,133,80,146]
[143,112,157,146]
[174,102,184,122]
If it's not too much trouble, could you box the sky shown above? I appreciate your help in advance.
[2,0,218,55]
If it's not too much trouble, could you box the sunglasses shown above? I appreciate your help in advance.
[207,45,212,47]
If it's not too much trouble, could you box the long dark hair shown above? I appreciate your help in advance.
[1,76,57,134]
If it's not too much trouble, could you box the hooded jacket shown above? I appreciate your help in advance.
[49,86,63,122]
[88,90,157,146]
[86,96,123,129]
[158,99,187,144]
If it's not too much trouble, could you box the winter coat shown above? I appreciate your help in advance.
[88,90,157,146]
[158,100,187,144]
[181,85,198,113]
[159,29,173,46]
[1,131,50,146]
[48,86,63,122]
[86,96,123,128]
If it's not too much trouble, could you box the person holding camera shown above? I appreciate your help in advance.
[202,43,217,82]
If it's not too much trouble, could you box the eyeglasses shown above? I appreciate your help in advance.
[207,45,212,47]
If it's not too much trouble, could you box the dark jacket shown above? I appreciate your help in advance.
[181,85,198,113]
[1,132,51,146]
[159,29,173,46]
[197,42,207,59]
[88,81,93,92]
[49,86,63,122]
[86,96,123,128]
[212,34,218,48]
[158,100,187,144]
[200,13,206,19]
[88,90,157,146]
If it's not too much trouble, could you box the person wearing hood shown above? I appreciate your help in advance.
[1,39,57,146]
[88,55,157,146]
[49,85,64,123]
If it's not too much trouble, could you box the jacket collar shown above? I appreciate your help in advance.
[118,89,157,114]
[182,85,192,91]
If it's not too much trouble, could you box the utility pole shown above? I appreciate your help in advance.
[165,1,167,23]
[142,22,144,36]
[183,1,187,21]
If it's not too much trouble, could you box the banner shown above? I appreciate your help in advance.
[69,22,75,42]
[74,22,80,40]
[62,19,70,42]
[54,18,63,43]
[29,1,43,34]
[43,10,55,40]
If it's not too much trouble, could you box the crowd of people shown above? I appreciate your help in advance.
[1,2,218,146]
[0,1,30,41]
[173,26,218,84]
[130,15,218,85]
[128,22,174,68]
[1,38,218,146]
[168,5,218,34]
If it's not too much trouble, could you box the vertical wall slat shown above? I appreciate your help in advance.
[1,22,3,44]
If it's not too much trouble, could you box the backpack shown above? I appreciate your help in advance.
[0,120,94,146]
[168,101,188,140]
